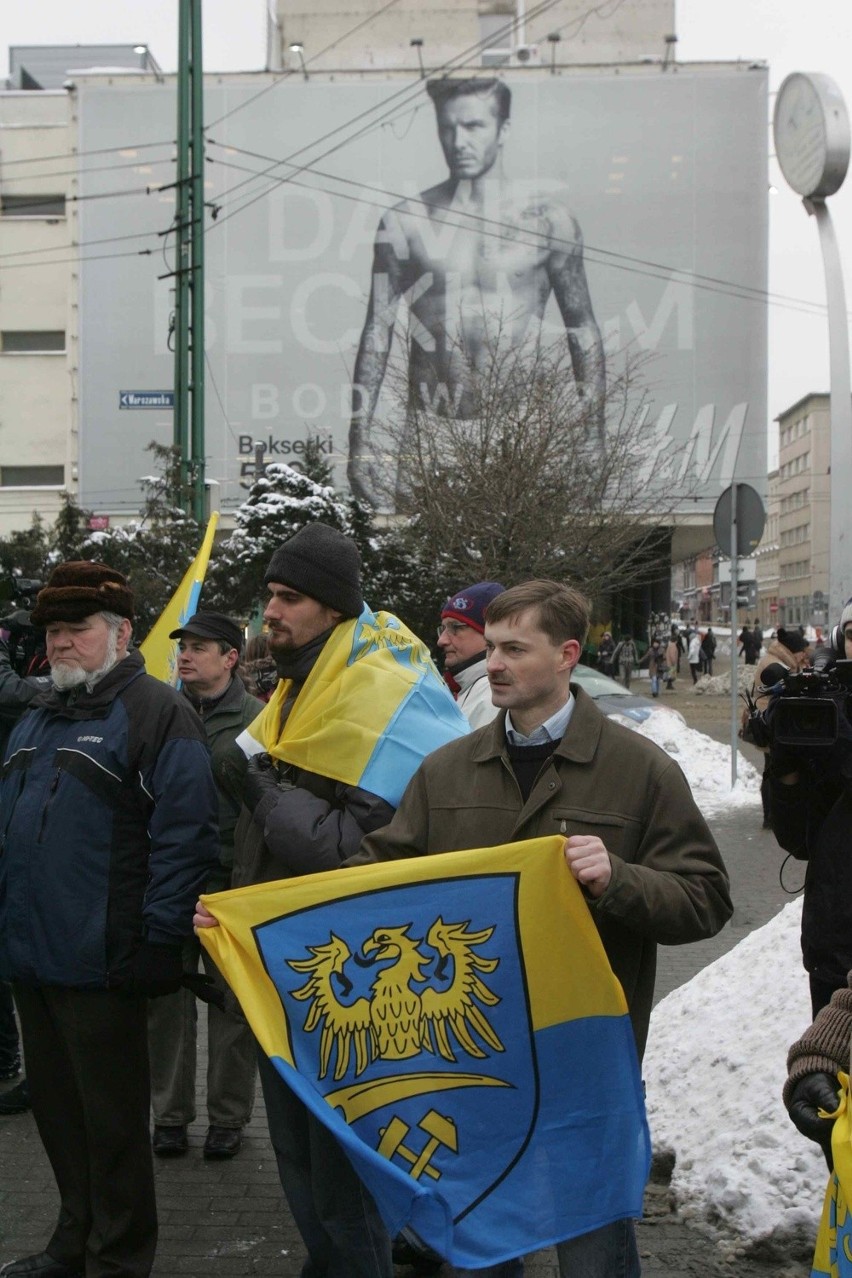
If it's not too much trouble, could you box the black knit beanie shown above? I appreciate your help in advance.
[263,523,363,618]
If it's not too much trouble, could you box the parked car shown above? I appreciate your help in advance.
[572,663,686,727]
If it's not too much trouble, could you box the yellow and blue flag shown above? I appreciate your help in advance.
[236,603,469,806]
[139,512,219,684]
[199,835,651,1267]
[811,1072,852,1278]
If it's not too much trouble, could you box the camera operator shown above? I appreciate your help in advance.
[766,605,852,1016]
[749,627,812,827]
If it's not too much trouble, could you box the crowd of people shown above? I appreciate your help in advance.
[0,534,846,1278]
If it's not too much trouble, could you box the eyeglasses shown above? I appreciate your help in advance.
[436,621,471,638]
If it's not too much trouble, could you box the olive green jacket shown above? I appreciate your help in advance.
[355,686,733,1059]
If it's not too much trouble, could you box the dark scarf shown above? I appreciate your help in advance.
[273,626,336,683]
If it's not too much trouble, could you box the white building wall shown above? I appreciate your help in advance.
[272,0,675,73]
[0,90,75,533]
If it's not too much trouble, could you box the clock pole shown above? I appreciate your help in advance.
[806,197,852,620]
[773,72,852,622]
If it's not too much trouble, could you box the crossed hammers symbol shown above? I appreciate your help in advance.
[378,1109,458,1181]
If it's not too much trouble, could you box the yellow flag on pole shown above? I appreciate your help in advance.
[139,512,219,684]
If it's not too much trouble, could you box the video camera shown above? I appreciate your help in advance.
[0,577,43,608]
[746,660,852,750]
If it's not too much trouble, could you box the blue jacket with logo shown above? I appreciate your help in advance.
[0,649,219,989]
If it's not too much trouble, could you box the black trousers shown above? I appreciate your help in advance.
[14,984,157,1278]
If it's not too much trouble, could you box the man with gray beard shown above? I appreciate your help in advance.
[0,561,218,1278]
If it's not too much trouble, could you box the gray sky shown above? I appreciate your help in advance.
[4,0,852,467]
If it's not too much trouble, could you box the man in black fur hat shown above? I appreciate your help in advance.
[0,561,219,1278]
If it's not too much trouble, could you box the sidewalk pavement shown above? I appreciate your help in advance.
[0,662,804,1277]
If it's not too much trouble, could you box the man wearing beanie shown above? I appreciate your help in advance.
[148,612,264,1162]
[0,562,219,1278]
[767,611,852,1016]
[197,521,468,1278]
[438,582,505,729]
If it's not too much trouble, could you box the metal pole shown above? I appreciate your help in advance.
[190,0,206,524]
[806,198,852,622]
[173,0,192,501]
[730,482,739,788]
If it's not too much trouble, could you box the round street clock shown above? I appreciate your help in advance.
[773,72,850,199]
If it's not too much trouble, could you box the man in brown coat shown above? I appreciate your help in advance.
[353,579,733,1278]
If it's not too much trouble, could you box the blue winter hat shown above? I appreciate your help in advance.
[441,582,505,634]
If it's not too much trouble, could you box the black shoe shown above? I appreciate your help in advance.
[391,1236,443,1274]
[152,1124,189,1157]
[0,1252,82,1277]
[0,1052,21,1081]
[203,1125,242,1160]
[0,1079,30,1114]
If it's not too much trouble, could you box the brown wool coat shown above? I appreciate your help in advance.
[354,685,733,1060]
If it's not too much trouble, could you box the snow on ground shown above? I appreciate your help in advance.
[644,898,828,1255]
[609,711,762,818]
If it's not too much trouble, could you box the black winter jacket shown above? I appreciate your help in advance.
[769,725,852,987]
[0,650,219,989]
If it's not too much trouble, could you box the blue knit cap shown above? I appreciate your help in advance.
[441,582,506,634]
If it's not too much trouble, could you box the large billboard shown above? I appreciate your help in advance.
[77,68,768,515]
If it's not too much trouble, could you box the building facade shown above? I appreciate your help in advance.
[755,467,780,631]
[1,10,768,555]
[268,0,676,74]
[774,392,830,631]
[0,87,76,534]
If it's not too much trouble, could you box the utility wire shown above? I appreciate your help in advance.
[204,350,244,450]
[208,150,828,319]
[0,0,562,264]
[205,0,566,215]
[205,0,406,130]
[0,139,175,168]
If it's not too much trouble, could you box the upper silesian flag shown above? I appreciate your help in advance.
[236,603,469,807]
[139,512,219,685]
[199,835,650,1268]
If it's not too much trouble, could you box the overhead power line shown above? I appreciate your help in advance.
[205,0,406,130]
[205,0,567,216]
[206,148,828,320]
[0,139,175,169]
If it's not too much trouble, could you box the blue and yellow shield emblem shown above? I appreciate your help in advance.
[200,836,650,1267]
[254,873,536,1215]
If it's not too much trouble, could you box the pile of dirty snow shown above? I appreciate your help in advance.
[613,713,761,818]
[644,899,827,1259]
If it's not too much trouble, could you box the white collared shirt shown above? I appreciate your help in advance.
[505,694,574,747]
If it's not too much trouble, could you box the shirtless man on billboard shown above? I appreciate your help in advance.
[348,77,605,506]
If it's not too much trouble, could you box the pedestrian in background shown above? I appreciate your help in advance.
[687,628,702,683]
[597,631,615,678]
[700,627,717,677]
[612,633,637,689]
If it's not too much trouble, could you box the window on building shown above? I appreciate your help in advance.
[0,465,64,487]
[1,193,66,218]
[0,331,65,353]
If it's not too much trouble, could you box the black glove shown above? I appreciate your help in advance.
[242,753,296,827]
[788,1072,841,1169]
[123,941,184,998]
[182,971,226,1011]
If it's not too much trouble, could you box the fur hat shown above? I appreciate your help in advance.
[441,582,506,635]
[30,561,134,626]
[263,523,363,618]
